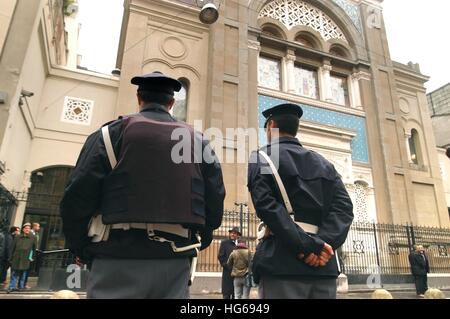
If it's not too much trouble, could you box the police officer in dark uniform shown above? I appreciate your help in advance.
[248,103,353,299]
[60,72,225,299]
[218,227,242,299]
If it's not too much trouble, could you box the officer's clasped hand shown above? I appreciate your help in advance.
[297,243,334,267]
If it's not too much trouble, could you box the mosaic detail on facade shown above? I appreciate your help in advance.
[332,0,363,33]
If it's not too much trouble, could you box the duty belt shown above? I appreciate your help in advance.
[88,215,201,253]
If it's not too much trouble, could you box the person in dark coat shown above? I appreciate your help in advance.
[248,103,354,299]
[408,244,430,297]
[0,225,6,287]
[7,223,36,293]
[218,227,241,299]
[60,72,225,299]
[1,226,19,288]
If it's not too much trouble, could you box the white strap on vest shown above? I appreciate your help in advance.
[259,151,293,214]
[258,151,318,235]
[101,125,117,168]
[89,125,117,243]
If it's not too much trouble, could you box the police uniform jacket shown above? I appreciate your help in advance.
[248,137,353,280]
[60,103,226,261]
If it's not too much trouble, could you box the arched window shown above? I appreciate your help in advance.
[354,181,369,222]
[295,33,318,49]
[408,129,421,165]
[171,80,188,122]
[261,25,284,39]
[329,45,349,58]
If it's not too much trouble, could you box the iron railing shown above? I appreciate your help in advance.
[197,210,450,275]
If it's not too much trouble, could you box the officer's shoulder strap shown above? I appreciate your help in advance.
[100,115,127,128]
[101,124,118,169]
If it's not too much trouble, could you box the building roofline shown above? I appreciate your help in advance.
[426,82,450,96]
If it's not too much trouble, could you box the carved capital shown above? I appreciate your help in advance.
[322,64,333,72]
[248,40,261,51]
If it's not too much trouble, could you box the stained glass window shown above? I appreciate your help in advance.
[258,56,281,90]
[294,65,318,99]
[330,75,349,106]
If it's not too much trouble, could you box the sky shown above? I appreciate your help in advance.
[383,0,450,93]
[76,0,449,93]
[76,0,124,74]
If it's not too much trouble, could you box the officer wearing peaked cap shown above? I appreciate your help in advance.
[61,71,225,299]
[247,103,354,299]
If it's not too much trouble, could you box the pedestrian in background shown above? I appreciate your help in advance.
[218,227,242,299]
[1,226,19,288]
[227,241,251,299]
[7,223,36,293]
[408,244,430,298]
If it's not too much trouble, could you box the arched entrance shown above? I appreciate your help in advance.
[23,166,73,252]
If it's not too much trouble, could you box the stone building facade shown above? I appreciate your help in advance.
[0,0,449,254]
[428,83,450,149]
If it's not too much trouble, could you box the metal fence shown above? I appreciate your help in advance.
[341,222,450,275]
[197,210,450,275]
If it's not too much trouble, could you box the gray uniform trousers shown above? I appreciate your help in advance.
[259,276,337,299]
[87,258,191,299]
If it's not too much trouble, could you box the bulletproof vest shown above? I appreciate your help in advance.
[100,115,205,228]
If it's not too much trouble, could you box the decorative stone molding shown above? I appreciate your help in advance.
[322,64,333,72]
[285,54,296,62]
[248,40,261,51]
[352,71,371,81]
[160,36,188,60]
[399,98,410,114]
[352,165,374,188]
[366,5,382,29]
[259,0,348,43]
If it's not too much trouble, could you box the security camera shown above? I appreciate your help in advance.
[111,68,121,76]
[199,2,219,24]
[21,90,34,98]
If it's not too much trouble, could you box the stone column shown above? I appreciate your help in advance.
[319,64,333,102]
[349,72,363,109]
[284,52,296,94]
